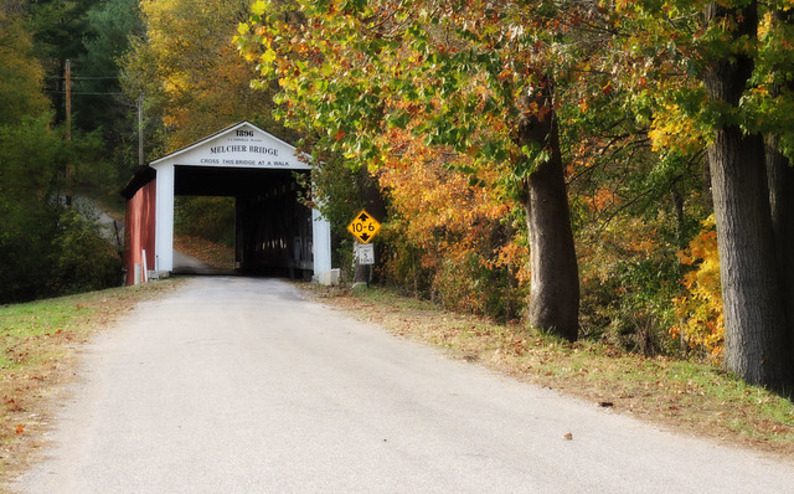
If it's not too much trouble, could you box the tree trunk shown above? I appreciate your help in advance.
[519,84,579,341]
[704,2,790,389]
[766,136,794,383]
[766,8,794,388]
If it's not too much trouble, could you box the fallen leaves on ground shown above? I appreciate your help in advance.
[303,284,794,458]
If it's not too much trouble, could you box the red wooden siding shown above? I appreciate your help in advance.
[125,179,156,285]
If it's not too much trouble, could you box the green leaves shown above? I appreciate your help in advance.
[0,11,48,126]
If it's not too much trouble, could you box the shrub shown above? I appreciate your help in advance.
[48,209,123,295]
[671,215,724,359]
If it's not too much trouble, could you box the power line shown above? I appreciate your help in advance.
[46,75,120,80]
[45,90,126,96]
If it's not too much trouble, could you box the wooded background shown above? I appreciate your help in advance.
[1,0,792,391]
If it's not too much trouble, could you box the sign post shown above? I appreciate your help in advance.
[347,210,381,287]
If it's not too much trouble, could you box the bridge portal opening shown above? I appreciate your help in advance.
[173,196,236,274]
[173,165,313,278]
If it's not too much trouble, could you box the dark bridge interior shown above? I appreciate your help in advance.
[174,165,313,277]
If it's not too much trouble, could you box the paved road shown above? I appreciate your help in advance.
[14,277,794,493]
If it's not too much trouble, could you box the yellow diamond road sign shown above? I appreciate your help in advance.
[347,209,381,244]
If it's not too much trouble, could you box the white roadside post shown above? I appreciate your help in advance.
[142,249,148,283]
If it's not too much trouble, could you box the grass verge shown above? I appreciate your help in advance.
[306,284,794,458]
[0,280,179,487]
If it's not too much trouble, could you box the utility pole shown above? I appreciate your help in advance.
[137,94,144,167]
[64,59,73,206]
[65,59,72,141]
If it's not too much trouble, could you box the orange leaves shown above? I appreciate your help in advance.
[380,150,475,250]
[588,187,620,213]
[491,241,531,285]
[626,237,657,256]
[376,125,526,316]
[498,67,514,82]
[677,230,717,268]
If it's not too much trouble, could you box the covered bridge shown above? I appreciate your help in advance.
[121,121,333,285]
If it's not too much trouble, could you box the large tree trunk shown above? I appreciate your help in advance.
[519,84,579,342]
[766,8,794,388]
[766,136,794,382]
[704,2,790,389]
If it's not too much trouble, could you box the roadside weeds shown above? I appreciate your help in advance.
[304,284,794,459]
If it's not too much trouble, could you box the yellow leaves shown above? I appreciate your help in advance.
[648,102,705,156]
[672,215,724,358]
[0,10,49,122]
[758,11,773,39]
[241,49,256,63]
[251,0,267,17]
[126,0,285,151]
[613,0,633,13]
[162,72,189,96]
[260,48,277,65]
[277,77,293,90]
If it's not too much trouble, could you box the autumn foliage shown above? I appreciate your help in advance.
[673,216,724,359]
[116,0,794,387]
[376,128,526,319]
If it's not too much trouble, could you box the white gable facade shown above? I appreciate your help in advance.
[147,121,332,281]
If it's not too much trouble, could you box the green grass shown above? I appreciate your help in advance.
[311,284,794,456]
[0,298,98,369]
